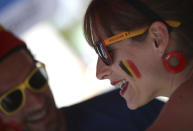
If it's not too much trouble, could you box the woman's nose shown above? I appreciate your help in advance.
[96,57,112,80]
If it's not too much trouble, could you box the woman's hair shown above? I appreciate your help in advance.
[84,0,193,58]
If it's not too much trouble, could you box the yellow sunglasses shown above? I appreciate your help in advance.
[94,20,181,65]
[0,62,48,115]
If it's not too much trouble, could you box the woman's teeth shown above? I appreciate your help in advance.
[116,80,128,89]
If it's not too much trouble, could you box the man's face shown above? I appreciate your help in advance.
[0,49,62,131]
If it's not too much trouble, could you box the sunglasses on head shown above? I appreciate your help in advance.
[0,62,48,115]
[93,20,181,65]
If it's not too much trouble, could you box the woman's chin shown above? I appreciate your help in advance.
[126,100,139,110]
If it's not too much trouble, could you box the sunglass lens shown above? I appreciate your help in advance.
[99,44,109,59]
[2,90,23,113]
[99,43,112,65]
[29,68,47,89]
[95,43,108,63]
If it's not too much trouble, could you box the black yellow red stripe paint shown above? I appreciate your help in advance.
[119,60,141,78]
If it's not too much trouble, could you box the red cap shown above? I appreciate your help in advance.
[0,30,26,60]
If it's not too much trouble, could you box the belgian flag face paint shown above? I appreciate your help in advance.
[119,60,141,79]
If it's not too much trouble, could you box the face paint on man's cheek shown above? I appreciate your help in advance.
[0,119,24,131]
[119,60,141,79]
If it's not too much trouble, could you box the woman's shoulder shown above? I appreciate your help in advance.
[170,73,193,108]
[147,76,193,131]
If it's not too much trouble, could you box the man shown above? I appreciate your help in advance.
[0,26,164,131]
[0,26,65,131]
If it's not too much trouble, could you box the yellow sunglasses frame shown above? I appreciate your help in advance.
[0,62,48,115]
[104,20,181,46]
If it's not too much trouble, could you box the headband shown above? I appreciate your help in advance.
[0,29,26,61]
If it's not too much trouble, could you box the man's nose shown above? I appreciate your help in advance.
[96,57,112,80]
[24,88,45,109]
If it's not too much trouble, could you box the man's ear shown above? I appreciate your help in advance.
[148,21,170,56]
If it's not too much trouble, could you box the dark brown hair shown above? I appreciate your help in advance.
[84,0,193,58]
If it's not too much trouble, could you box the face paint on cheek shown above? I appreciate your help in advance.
[0,120,24,131]
[119,61,133,77]
[119,60,141,78]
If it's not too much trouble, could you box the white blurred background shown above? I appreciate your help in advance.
[0,0,114,107]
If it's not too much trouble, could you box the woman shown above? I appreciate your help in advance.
[84,0,193,130]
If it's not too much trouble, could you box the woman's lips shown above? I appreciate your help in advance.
[111,80,123,86]
[111,80,129,96]
[120,82,128,96]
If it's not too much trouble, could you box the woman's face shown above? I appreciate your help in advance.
[93,24,170,109]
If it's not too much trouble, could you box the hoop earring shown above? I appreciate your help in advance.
[163,52,186,74]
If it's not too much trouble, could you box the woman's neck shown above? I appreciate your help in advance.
[168,60,193,97]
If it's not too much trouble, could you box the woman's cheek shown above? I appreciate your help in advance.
[119,59,141,79]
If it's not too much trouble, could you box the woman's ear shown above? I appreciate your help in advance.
[148,21,170,56]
